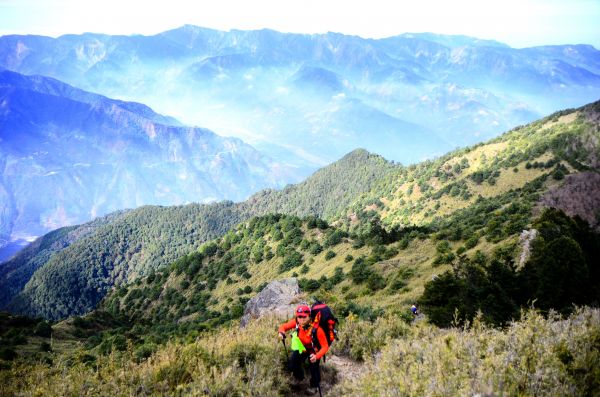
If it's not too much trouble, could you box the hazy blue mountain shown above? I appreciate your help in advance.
[0,70,296,252]
[2,27,598,169]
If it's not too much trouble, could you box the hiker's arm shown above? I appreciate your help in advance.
[314,328,330,360]
[278,319,296,335]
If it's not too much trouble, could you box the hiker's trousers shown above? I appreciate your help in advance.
[289,350,321,387]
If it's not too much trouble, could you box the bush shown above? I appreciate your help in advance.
[34,321,53,337]
[299,278,321,292]
[325,250,336,260]
[0,347,17,360]
[367,272,386,291]
[39,341,52,352]
[135,343,157,363]
[308,242,323,255]
[279,250,304,272]
[464,235,479,249]
[324,230,345,247]
[335,308,600,396]
[350,257,373,284]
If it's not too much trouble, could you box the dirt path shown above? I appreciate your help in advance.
[326,354,363,383]
[284,353,364,396]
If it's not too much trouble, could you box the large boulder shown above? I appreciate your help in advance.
[240,278,301,327]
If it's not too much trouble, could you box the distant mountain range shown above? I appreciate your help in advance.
[1,26,599,168]
[0,70,296,257]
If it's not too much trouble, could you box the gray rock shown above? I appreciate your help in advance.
[240,278,301,327]
[518,229,538,269]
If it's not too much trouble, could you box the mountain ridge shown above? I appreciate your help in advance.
[2,27,598,169]
[2,149,396,319]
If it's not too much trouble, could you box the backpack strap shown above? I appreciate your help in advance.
[311,325,321,350]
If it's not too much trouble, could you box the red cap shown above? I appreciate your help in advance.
[296,305,310,317]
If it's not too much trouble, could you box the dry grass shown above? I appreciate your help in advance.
[331,307,600,396]
[3,307,598,397]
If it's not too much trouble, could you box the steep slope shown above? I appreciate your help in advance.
[3,150,397,319]
[0,69,294,251]
[98,214,416,328]
[346,101,600,232]
[1,27,599,167]
[0,211,128,309]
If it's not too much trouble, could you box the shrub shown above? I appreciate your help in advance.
[367,272,386,291]
[350,257,373,284]
[34,321,53,337]
[279,250,303,272]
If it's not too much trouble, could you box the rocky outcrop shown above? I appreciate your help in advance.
[539,172,600,231]
[240,278,301,327]
[518,229,538,269]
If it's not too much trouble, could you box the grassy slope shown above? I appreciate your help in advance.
[348,107,598,229]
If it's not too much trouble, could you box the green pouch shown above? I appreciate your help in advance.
[291,331,306,353]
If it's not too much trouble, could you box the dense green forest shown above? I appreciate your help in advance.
[0,211,129,309]
[420,208,600,326]
[4,149,396,320]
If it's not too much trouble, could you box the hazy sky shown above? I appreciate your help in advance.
[1,0,599,48]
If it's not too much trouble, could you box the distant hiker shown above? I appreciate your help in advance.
[278,305,329,395]
[411,304,419,316]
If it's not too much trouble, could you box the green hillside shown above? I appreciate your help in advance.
[0,211,129,309]
[99,214,425,336]
[3,149,397,320]
[4,102,600,321]
[347,103,600,231]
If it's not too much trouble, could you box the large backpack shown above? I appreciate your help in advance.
[310,301,338,348]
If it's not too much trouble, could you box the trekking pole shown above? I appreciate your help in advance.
[317,357,323,397]
[281,336,289,358]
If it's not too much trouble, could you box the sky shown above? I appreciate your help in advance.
[0,0,599,49]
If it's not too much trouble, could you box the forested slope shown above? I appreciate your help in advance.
[3,150,397,319]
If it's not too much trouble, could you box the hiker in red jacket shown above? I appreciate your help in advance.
[278,304,329,393]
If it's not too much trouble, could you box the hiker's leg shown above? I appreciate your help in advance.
[288,351,306,380]
[308,358,321,387]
